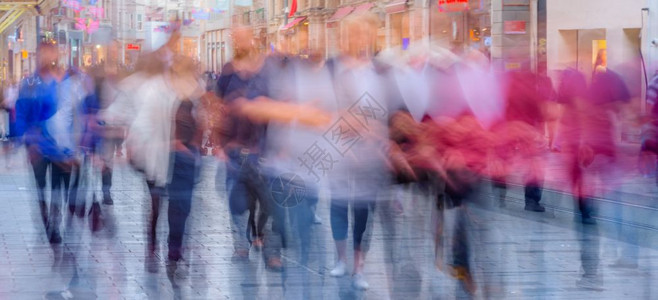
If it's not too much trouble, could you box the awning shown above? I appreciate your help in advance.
[385,0,407,14]
[280,16,306,31]
[327,6,354,22]
[352,2,374,15]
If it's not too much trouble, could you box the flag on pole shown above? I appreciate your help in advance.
[288,0,297,18]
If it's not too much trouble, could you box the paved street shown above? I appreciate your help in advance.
[0,149,657,299]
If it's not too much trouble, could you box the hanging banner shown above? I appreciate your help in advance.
[215,0,230,11]
[234,0,253,7]
[63,0,105,34]
[504,20,526,34]
[438,0,468,12]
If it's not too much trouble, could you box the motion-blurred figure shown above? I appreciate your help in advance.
[104,33,179,271]
[325,13,396,290]
[166,56,205,277]
[95,64,125,205]
[492,70,552,212]
[215,26,273,266]
[15,43,81,244]
[641,70,658,181]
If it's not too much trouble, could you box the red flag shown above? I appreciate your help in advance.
[288,0,297,18]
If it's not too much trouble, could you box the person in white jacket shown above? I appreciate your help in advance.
[102,48,179,272]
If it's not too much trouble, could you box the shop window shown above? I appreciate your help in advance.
[256,8,265,23]
[243,12,251,25]
[390,12,410,48]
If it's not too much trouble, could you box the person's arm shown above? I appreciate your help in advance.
[235,96,331,127]
[236,64,331,127]
[13,80,33,140]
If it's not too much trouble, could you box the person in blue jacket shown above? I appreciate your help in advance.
[15,43,79,244]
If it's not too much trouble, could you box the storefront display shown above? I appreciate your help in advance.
[430,0,490,53]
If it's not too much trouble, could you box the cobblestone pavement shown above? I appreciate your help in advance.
[0,149,656,300]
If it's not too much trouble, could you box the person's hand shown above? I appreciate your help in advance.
[214,148,228,161]
[173,140,194,158]
[579,145,595,167]
[54,158,79,173]
[388,144,417,180]
[296,104,332,128]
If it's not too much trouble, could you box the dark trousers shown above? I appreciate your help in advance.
[226,150,273,254]
[492,177,543,205]
[29,151,72,235]
[266,173,316,263]
[330,200,371,251]
[167,151,199,261]
[101,137,122,195]
[146,180,163,252]
[67,164,81,212]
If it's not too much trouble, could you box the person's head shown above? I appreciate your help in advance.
[308,49,325,65]
[169,55,202,100]
[340,12,379,59]
[37,42,59,75]
[558,68,587,101]
[231,26,254,60]
[135,52,167,76]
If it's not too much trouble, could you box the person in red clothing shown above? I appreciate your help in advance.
[492,70,553,212]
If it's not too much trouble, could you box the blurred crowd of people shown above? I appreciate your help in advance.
[7,12,648,297]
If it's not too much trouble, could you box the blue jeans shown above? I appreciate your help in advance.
[225,149,271,252]
[167,150,199,261]
[28,148,72,237]
[266,173,317,263]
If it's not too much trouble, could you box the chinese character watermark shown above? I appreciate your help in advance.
[297,91,387,182]
[348,92,388,129]
[298,142,339,181]
[270,173,306,208]
[322,117,362,156]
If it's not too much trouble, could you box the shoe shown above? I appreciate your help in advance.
[576,275,604,291]
[266,257,283,272]
[49,231,62,244]
[582,217,597,225]
[352,273,369,290]
[330,260,347,277]
[176,259,189,278]
[167,258,189,279]
[252,237,264,250]
[524,202,545,212]
[610,259,638,269]
[231,249,249,262]
[495,188,506,208]
[89,201,103,232]
[449,265,477,295]
[313,214,322,225]
[76,202,86,219]
[39,201,49,228]
[166,259,178,279]
[102,193,113,205]
[43,289,75,300]
[145,253,159,273]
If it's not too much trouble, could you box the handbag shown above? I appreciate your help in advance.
[79,152,104,233]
